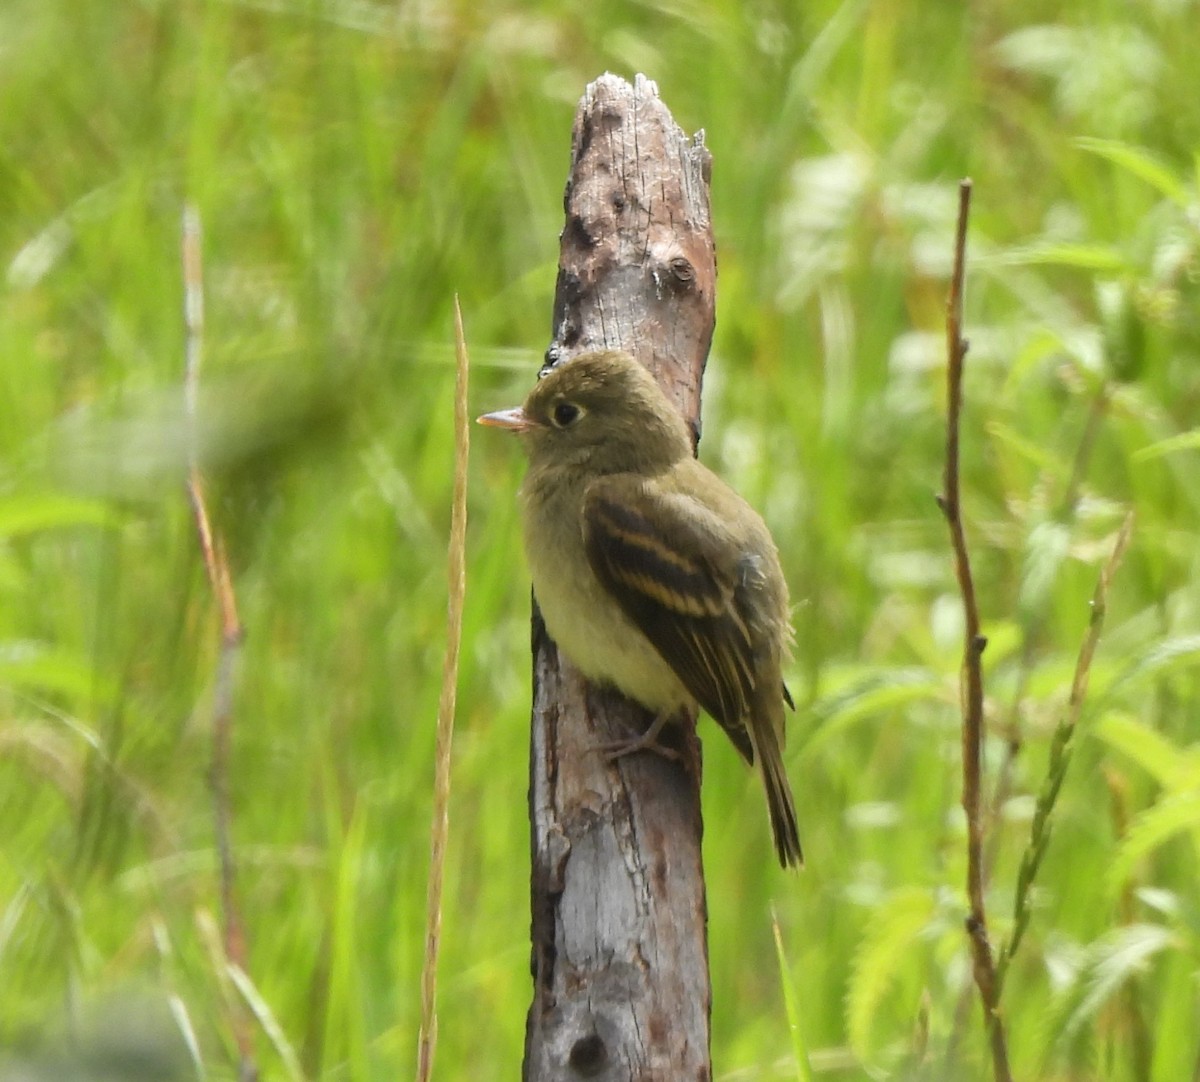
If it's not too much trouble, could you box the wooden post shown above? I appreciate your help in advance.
[524,74,717,1082]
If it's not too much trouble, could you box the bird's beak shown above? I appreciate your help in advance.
[477,407,534,432]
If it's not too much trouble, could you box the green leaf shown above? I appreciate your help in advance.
[1107,792,1200,895]
[987,420,1066,476]
[1075,137,1192,206]
[229,965,306,1082]
[986,242,1128,271]
[1112,635,1200,691]
[1058,924,1177,1047]
[0,494,118,538]
[846,888,936,1061]
[772,908,815,1082]
[1093,711,1200,790]
[0,641,110,705]
[322,778,372,1080]
[1132,429,1200,462]
[799,669,946,762]
[1019,520,1072,617]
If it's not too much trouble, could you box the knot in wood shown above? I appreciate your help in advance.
[669,256,694,282]
[567,1033,607,1076]
[651,249,701,299]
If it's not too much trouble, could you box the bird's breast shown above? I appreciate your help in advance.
[521,475,688,714]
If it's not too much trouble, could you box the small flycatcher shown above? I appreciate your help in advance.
[480,350,802,867]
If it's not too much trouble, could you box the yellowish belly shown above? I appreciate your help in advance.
[539,573,687,713]
[523,484,689,714]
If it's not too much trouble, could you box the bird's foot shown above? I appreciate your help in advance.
[597,709,681,763]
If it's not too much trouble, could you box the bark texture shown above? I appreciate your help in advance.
[524,73,717,1082]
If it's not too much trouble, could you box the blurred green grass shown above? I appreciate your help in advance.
[2,0,1198,1079]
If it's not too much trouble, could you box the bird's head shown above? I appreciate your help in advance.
[478,350,693,475]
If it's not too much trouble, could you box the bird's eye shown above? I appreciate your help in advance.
[552,401,581,427]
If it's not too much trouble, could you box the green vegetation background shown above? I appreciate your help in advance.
[2,0,1198,1078]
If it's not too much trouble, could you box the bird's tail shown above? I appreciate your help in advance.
[748,699,802,868]
[760,740,803,868]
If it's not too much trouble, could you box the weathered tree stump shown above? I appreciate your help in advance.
[524,73,717,1082]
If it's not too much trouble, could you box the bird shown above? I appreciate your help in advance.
[478,349,802,867]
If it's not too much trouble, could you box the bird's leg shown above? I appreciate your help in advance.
[597,707,682,763]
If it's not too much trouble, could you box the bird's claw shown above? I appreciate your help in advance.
[596,708,681,763]
[598,732,682,764]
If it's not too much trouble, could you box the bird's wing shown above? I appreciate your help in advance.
[582,474,758,761]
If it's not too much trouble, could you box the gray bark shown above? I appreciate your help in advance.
[524,73,717,1082]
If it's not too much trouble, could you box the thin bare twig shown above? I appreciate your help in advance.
[950,378,1114,1059]
[995,513,1133,991]
[936,179,1012,1082]
[416,297,471,1082]
[946,671,1025,1065]
[182,204,256,1082]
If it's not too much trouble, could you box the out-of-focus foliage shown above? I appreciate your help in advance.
[1,1,1198,1079]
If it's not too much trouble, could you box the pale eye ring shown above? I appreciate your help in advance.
[552,401,581,427]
